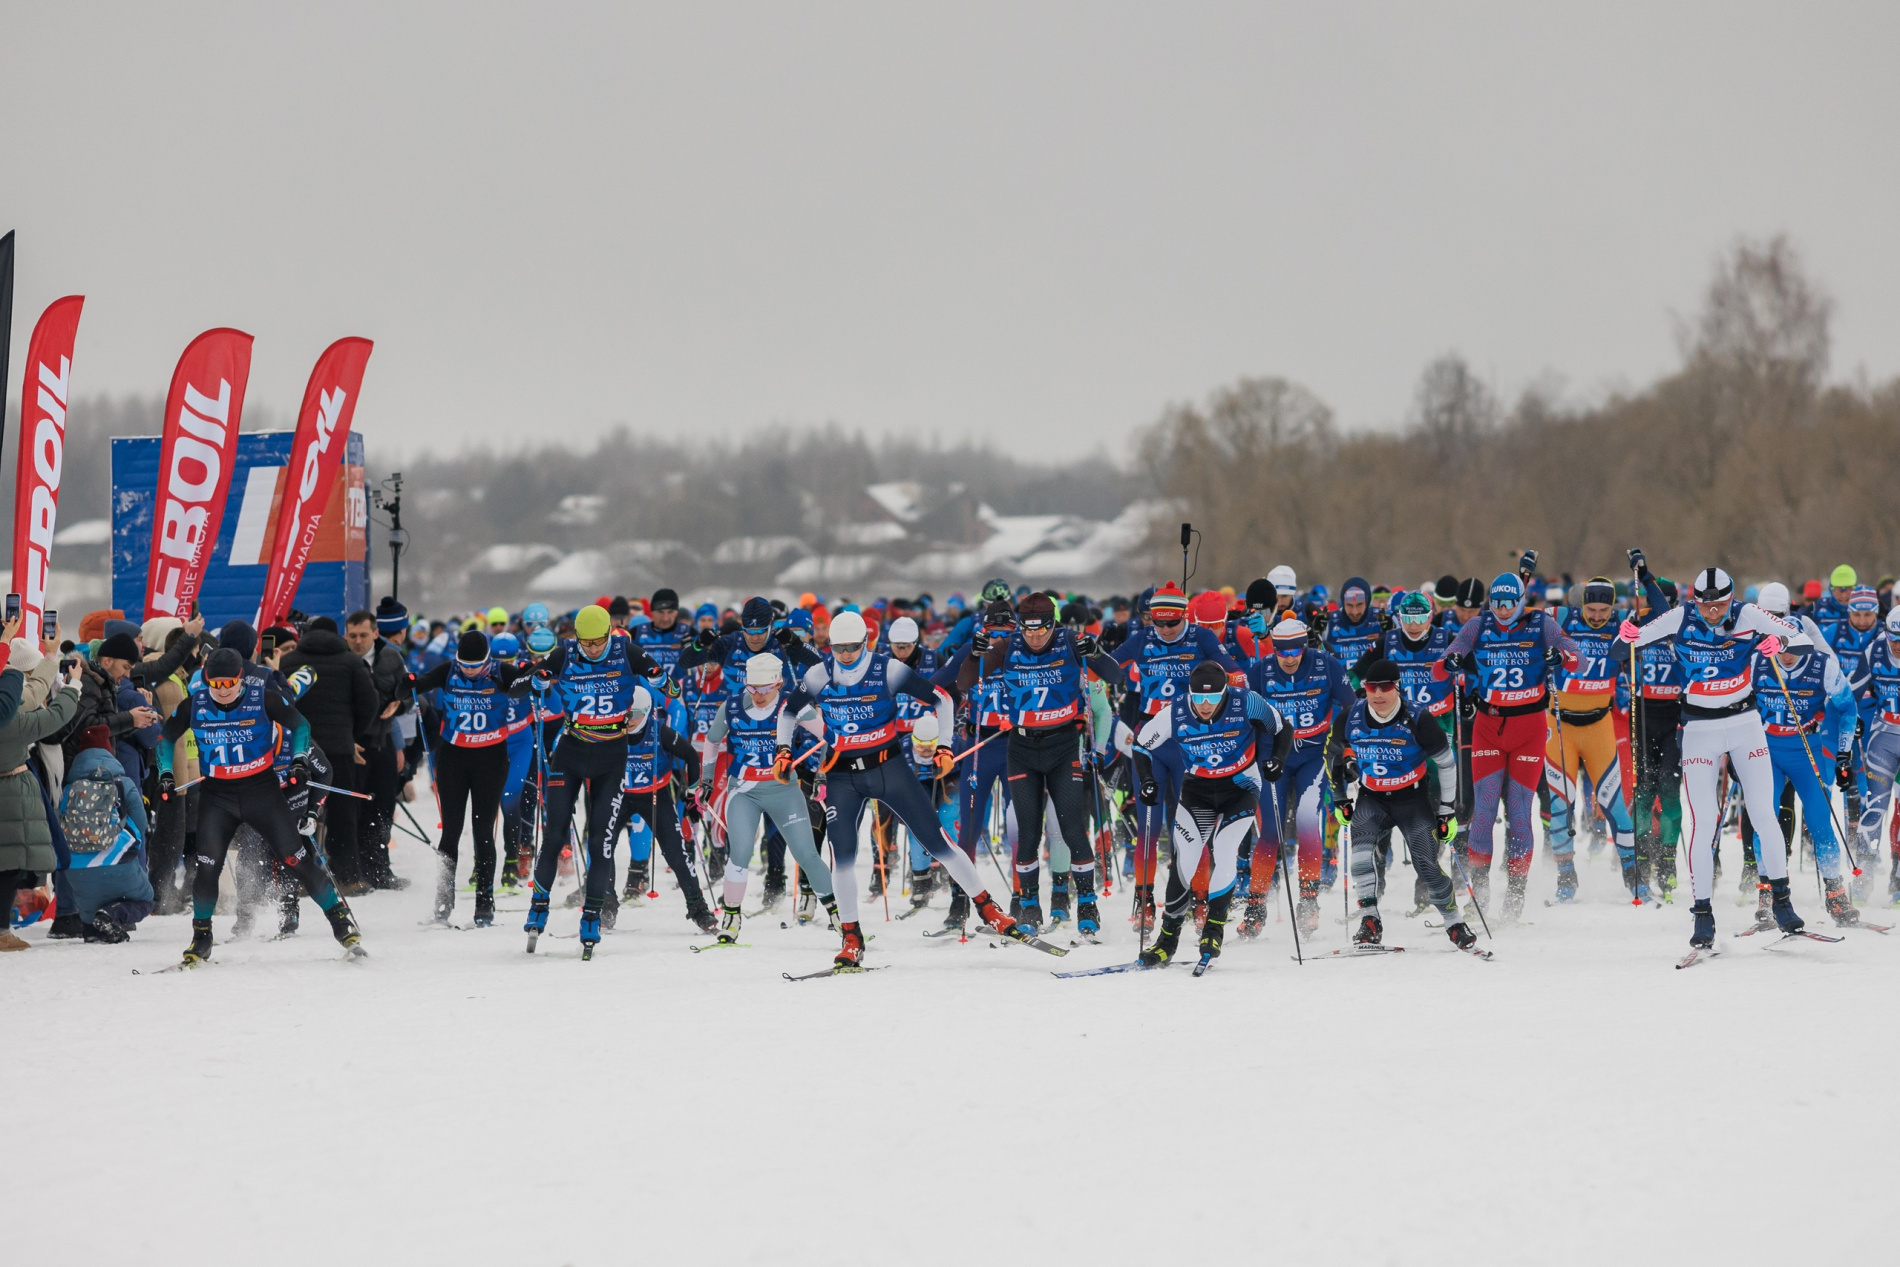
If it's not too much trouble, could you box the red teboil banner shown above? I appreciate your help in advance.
[256,337,373,627]
[10,295,85,635]
[146,328,253,619]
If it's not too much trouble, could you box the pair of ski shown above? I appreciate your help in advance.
[1317,943,1494,961]
[1053,952,1218,978]
[920,923,1071,955]
[137,942,368,974]
[1676,928,1847,969]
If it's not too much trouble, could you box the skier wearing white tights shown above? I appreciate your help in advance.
[1621,565,1801,949]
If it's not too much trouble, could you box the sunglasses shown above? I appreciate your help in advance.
[1188,690,1224,706]
[207,676,243,691]
[1363,680,1399,692]
[1151,612,1186,626]
[830,641,865,655]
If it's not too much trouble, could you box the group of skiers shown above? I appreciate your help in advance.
[113,545,1900,973]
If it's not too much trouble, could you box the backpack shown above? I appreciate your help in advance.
[63,770,127,857]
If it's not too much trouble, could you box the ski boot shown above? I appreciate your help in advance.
[563,884,586,909]
[1296,891,1319,937]
[1139,912,1183,966]
[1823,876,1859,928]
[324,900,365,957]
[1768,876,1804,934]
[499,858,521,894]
[1689,899,1716,949]
[1446,921,1479,950]
[908,868,934,912]
[182,918,214,968]
[1197,907,1227,965]
[579,909,602,961]
[1621,856,1648,904]
[973,891,1024,937]
[761,867,787,910]
[943,889,971,932]
[1130,883,1155,935]
[834,921,866,970]
[228,905,256,942]
[1049,874,1072,925]
[623,861,649,905]
[795,888,820,926]
[1552,860,1580,904]
[525,892,551,952]
[1076,889,1101,938]
[1501,873,1528,924]
[819,894,842,931]
[1238,894,1268,939]
[473,887,496,928]
[278,886,301,937]
[601,888,620,931]
[718,901,744,945]
[1739,862,1758,903]
[1752,881,1774,930]
[684,894,718,935]
[867,862,887,900]
[1352,903,1383,947]
[85,911,129,944]
[1013,892,1043,936]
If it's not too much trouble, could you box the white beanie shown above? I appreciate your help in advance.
[10,637,43,672]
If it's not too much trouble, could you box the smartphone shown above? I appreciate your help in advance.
[4,594,19,624]
[261,632,277,658]
[42,609,57,641]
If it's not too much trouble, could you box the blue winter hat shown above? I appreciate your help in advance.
[526,627,557,655]
[376,595,408,635]
[695,602,718,621]
[787,608,814,632]
[740,597,775,630]
[1488,573,1525,613]
[491,632,520,659]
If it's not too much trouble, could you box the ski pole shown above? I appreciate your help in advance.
[1273,779,1302,964]
[1766,652,1860,881]
[307,780,374,801]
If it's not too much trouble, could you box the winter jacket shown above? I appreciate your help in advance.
[63,658,141,765]
[0,676,78,875]
[364,638,411,747]
[113,673,159,783]
[280,630,378,765]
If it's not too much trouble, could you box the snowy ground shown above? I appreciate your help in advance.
[11,786,1898,1267]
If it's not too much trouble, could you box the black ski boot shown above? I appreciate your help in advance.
[1690,899,1716,949]
[279,885,301,937]
[1824,875,1859,928]
[1139,912,1183,966]
[1446,921,1479,950]
[85,911,129,944]
[1739,862,1758,900]
[1768,876,1804,934]
[1198,904,1227,964]
[1049,873,1072,925]
[1352,903,1383,946]
[624,861,649,905]
[1131,883,1155,935]
[684,893,718,935]
[473,887,496,928]
[761,867,787,909]
[182,917,214,967]
[908,868,934,912]
[943,890,970,932]
[1752,881,1774,930]
[324,900,366,956]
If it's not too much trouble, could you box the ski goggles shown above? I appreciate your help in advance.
[1188,689,1224,708]
[1362,678,1400,693]
[206,673,244,691]
[1150,609,1186,628]
[456,658,492,677]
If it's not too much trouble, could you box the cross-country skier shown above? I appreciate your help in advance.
[1621,553,1684,900]
[1132,661,1289,968]
[1327,658,1477,950]
[787,610,1027,968]
[1620,564,1804,950]
[1751,630,1860,926]
[1544,577,1642,902]
[1242,615,1353,936]
[523,604,665,957]
[1357,590,1457,913]
[959,591,1123,934]
[1433,555,1581,921]
[1846,605,1900,900]
[696,652,841,942]
[158,647,364,967]
[604,683,713,935]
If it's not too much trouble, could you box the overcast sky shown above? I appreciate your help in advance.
[4,2,1895,463]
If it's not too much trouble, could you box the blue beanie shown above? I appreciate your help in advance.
[376,595,408,636]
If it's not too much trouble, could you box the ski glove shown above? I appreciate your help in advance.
[1441,651,1470,674]
[693,628,717,651]
[772,746,795,783]
[286,755,311,791]
[971,629,992,654]
[157,771,176,802]
[1075,633,1100,658]
[1837,752,1855,792]
[1138,778,1159,805]
[1259,757,1283,782]
[1518,550,1538,577]
[1757,635,1782,658]
[1617,618,1642,642]
[774,627,800,650]
[531,669,555,692]
[931,746,957,779]
[1335,800,1354,825]
[1626,547,1647,575]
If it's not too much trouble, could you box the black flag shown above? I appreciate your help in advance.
[0,230,13,484]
